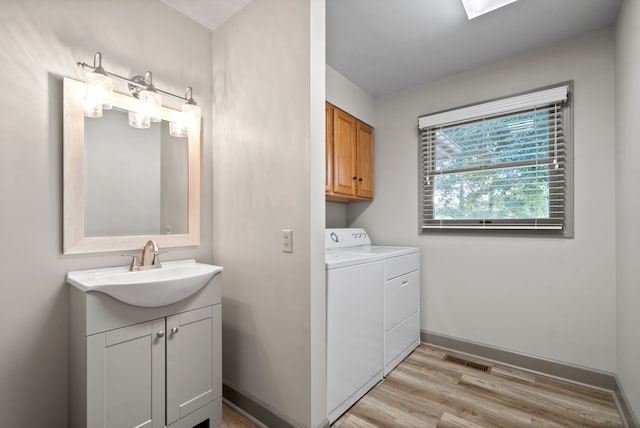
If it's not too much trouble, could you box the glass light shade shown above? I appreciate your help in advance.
[84,100,102,118]
[169,115,188,138]
[170,103,201,138]
[84,72,113,118]
[128,110,150,129]
[183,103,201,127]
[139,89,162,122]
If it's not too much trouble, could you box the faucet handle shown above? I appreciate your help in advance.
[121,254,141,271]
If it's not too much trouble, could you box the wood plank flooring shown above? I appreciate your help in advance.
[333,345,624,428]
[222,403,258,428]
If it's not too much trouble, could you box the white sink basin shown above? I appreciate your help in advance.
[66,259,223,307]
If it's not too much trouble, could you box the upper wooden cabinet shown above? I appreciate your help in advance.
[326,102,374,202]
[332,107,358,196]
[355,120,374,199]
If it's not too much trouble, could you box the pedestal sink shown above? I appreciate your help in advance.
[66,259,223,307]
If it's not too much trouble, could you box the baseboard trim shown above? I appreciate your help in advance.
[613,374,640,428]
[222,398,269,428]
[315,418,331,428]
[422,330,638,428]
[223,382,300,428]
[223,381,331,428]
[422,330,615,389]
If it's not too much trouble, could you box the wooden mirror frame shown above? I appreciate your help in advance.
[63,77,200,254]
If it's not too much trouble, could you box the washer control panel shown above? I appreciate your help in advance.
[325,228,371,249]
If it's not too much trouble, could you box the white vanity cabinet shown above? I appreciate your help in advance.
[70,270,222,428]
[166,306,220,425]
[87,318,166,428]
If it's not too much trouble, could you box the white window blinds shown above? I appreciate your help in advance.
[418,84,572,233]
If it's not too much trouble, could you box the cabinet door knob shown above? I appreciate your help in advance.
[352,176,357,180]
[358,177,363,181]
[157,331,165,338]
[171,327,179,335]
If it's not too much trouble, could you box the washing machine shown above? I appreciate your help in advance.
[327,228,420,376]
[325,250,384,423]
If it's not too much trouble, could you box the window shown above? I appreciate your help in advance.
[418,83,572,235]
[460,0,520,20]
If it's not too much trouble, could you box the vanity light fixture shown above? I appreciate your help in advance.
[77,52,199,136]
[128,71,162,127]
[83,52,113,118]
[170,87,201,138]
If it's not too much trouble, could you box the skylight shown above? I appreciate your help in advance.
[460,0,520,19]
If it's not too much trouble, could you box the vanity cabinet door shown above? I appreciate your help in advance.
[87,318,166,428]
[166,305,221,425]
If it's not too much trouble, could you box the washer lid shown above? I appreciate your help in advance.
[325,251,383,269]
[331,245,419,258]
[326,228,371,249]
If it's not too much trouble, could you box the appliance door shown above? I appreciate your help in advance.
[327,260,384,421]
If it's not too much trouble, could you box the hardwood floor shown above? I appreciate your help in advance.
[333,345,624,428]
[222,403,257,428]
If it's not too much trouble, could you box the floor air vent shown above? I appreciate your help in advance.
[443,354,491,372]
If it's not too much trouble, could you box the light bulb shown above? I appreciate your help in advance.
[183,102,201,128]
[170,102,200,138]
[139,89,162,122]
[84,72,113,118]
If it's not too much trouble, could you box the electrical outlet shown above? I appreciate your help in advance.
[282,229,293,253]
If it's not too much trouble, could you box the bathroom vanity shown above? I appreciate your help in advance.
[64,70,218,427]
[68,260,223,428]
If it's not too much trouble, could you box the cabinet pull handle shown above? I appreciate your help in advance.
[358,177,363,181]
[156,331,165,338]
[352,176,357,180]
[401,280,409,287]
[171,327,179,335]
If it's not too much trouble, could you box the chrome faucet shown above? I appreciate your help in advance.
[122,240,163,272]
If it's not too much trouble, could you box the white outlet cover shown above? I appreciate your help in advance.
[282,229,293,253]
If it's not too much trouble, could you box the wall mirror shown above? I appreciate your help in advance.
[63,77,200,254]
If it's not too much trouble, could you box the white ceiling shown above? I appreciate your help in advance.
[160,0,252,30]
[161,0,621,98]
[327,0,621,97]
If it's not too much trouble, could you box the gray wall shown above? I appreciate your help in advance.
[326,64,375,126]
[211,0,326,426]
[0,1,213,426]
[615,0,640,420]
[326,202,347,228]
[348,29,617,372]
